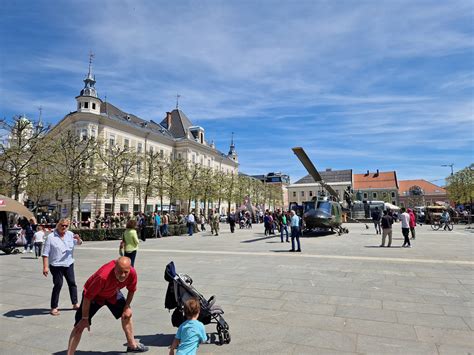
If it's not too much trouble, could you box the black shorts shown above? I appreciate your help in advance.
[74,291,126,326]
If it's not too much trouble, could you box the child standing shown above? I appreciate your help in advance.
[169,298,207,355]
[32,225,45,258]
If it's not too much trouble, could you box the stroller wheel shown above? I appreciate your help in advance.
[218,332,224,345]
[224,331,231,344]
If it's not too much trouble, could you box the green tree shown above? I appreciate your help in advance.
[446,165,474,205]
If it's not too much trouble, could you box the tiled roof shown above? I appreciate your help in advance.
[354,171,398,189]
[295,169,352,184]
[399,180,446,195]
[159,109,192,138]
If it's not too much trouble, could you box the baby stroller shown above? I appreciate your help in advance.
[164,261,231,345]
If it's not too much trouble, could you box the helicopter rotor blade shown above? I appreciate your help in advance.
[292,147,340,200]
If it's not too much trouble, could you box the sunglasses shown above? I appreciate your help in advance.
[60,224,69,227]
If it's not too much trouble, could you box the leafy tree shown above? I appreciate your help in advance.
[446,165,474,205]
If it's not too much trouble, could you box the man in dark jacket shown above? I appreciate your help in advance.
[380,210,393,247]
[371,207,382,234]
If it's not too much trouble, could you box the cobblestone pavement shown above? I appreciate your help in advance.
[0,223,473,354]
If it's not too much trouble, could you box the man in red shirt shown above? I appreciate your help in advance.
[67,257,148,354]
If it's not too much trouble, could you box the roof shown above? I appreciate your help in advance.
[354,171,398,190]
[159,109,193,138]
[100,102,174,139]
[399,179,446,195]
[295,169,352,184]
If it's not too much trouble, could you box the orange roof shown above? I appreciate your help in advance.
[399,180,446,195]
[354,171,398,190]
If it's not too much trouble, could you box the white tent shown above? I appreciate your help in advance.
[384,202,400,211]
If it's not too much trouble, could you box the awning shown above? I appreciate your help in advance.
[384,202,400,210]
[0,195,34,219]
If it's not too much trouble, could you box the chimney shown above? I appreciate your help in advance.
[365,170,369,176]
[374,169,379,177]
[166,112,172,129]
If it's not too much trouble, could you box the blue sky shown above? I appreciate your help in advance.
[1,0,473,184]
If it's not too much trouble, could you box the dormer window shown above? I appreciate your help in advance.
[84,102,89,109]
[92,103,96,110]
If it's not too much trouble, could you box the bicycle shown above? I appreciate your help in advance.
[431,220,453,231]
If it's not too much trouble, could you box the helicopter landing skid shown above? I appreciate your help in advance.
[336,227,349,236]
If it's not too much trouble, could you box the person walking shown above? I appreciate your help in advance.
[400,207,411,248]
[42,218,82,316]
[211,210,220,236]
[138,213,147,242]
[371,207,382,234]
[289,210,301,252]
[228,211,236,233]
[161,212,169,237]
[408,208,416,240]
[33,225,46,259]
[280,212,289,243]
[200,214,206,231]
[154,212,162,238]
[380,210,393,247]
[187,211,195,236]
[66,257,148,354]
[123,219,140,267]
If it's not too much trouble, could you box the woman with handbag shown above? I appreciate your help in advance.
[122,219,139,267]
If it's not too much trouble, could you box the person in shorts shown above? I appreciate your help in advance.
[67,257,148,354]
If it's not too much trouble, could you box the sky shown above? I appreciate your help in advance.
[1,0,473,184]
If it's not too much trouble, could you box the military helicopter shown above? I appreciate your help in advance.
[292,147,349,235]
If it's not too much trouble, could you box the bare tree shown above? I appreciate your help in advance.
[0,115,50,200]
[98,142,137,215]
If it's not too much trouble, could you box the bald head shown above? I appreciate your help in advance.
[114,257,132,282]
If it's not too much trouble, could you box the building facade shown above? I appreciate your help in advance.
[398,180,448,207]
[47,62,238,220]
[287,169,353,207]
[250,172,290,209]
[353,170,399,206]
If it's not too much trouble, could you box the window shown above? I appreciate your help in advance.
[178,153,181,159]
[124,139,129,150]
[208,159,211,167]
[109,134,115,147]
[391,192,396,198]
[160,149,164,158]
[81,128,88,141]
[84,102,89,109]
[120,204,129,212]
[77,102,81,110]
[136,161,141,174]
[149,146,154,153]
[91,127,96,138]
[200,157,203,165]
[363,192,368,199]
[192,154,196,163]
[293,191,296,197]
[137,143,142,153]
[372,192,377,199]
[301,191,305,197]
[309,191,313,197]
[133,204,140,213]
[122,185,129,195]
[92,103,96,110]
[106,183,112,195]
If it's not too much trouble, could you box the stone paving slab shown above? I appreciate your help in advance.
[0,223,473,354]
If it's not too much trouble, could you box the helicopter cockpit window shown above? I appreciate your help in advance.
[304,201,315,212]
[317,201,331,213]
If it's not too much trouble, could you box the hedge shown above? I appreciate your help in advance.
[70,224,192,241]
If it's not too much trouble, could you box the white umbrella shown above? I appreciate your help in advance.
[384,202,400,211]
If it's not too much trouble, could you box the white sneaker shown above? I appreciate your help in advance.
[22,250,26,253]
[29,249,33,253]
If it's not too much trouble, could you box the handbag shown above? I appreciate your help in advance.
[16,234,26,246]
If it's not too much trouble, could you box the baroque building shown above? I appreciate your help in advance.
[48,61,238,220]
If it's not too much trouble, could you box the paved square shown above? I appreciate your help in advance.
[1,223,473,354]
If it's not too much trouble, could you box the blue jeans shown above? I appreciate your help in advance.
[188,222,194,236]
[291,226,301,251]
[161,224,169,236]
[280,225,288,242]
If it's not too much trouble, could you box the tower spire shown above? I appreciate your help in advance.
[228,132,238,163]
[176,93,181,109]
[80,52,98,98]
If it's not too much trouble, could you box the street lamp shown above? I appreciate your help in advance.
[441,164,454,176]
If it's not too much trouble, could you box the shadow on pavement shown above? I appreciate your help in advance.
[364,245,404,248]
[53,351,120,354]
[241,235,276,243]
[3,308,50,318]
[134,333,175,347]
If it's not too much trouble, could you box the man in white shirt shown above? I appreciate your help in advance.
[400,207,411,248]
[187,211,195,236]
[33,226,46,259]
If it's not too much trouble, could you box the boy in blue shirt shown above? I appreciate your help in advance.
[169,298,207,355]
